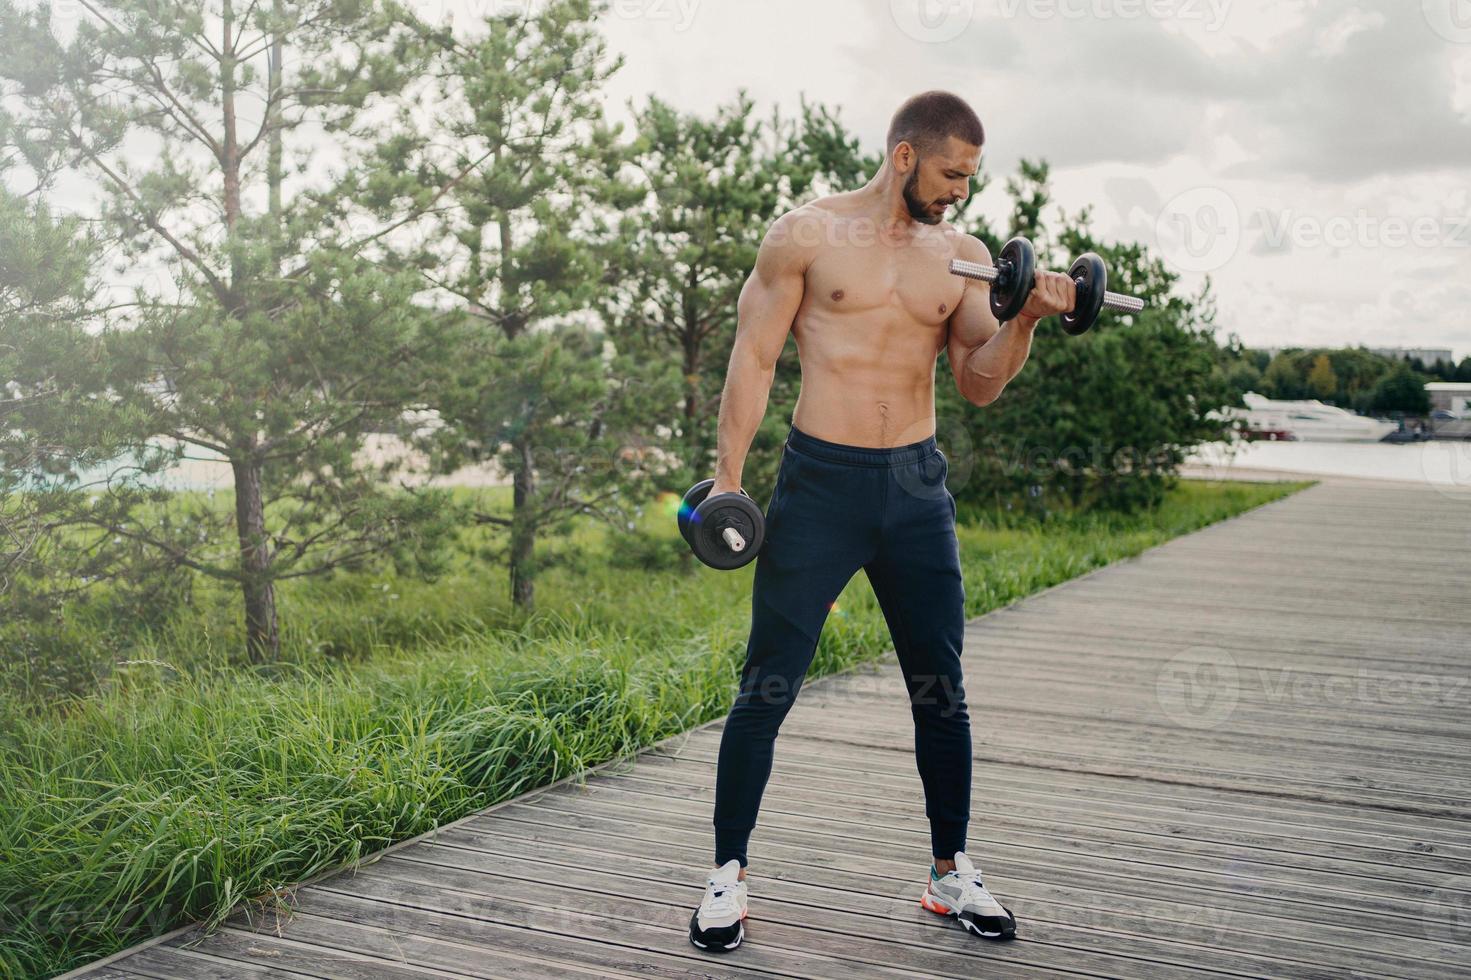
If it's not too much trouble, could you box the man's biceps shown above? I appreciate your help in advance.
[756,227,807,280]
[950,305,996,346]
[775,269,807,312]
[741,280,798,335]
[742,272,800,323]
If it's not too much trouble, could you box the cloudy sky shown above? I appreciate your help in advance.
[25,0,1471,360]
[564,0,1471,359]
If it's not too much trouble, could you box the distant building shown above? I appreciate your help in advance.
[1368,347,1456,366]
[1426,383,1471,414]
[1256,346,1458,366]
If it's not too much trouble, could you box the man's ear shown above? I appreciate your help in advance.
[892,140,917,175]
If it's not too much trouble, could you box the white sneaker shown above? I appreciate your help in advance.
[688,858,748,951]
[921,851,1017,940]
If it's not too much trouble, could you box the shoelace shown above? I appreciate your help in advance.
[702,879,741,918]
[952,872,1000,911]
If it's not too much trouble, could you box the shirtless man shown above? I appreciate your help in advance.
[688,91,1076,953]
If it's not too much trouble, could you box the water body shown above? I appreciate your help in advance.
[1187,440,1471,491]
[49,438,1471,496]
[54,435,505,493]
[47,444,231,494]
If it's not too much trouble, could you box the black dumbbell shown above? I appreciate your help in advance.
[948,236,1146,335]
[677,479,766,570]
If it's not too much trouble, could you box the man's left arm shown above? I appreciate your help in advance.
[945,235,1076,407]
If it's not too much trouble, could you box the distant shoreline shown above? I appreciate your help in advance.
[66,433,512,492]
[63,436,1471,495]
[1185,439,1471,491]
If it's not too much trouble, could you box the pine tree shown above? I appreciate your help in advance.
[0,144,106,599]
[601,95,877,494]
[1,0,469,662]
[401,0,675,610]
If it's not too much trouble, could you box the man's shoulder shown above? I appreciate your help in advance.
[767,198,841,235]
[761,201,838,257]
[943,225,993,264]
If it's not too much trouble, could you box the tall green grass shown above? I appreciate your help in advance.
[0,478,1302,978]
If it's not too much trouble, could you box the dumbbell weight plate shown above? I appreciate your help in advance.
[1061,252,1107,336]
[690,492,765,570]
[989,236,1035,325]
[677,479,715,546]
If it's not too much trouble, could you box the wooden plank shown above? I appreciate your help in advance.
[778,710,1471,794]
[119,943,320,978]
[780,708,1471,786]
[617,754,1471,867]
[399,827,1449,979]
[931,631,1471,682]
[298,871,1075,980]
[801,683,1471,758]
[231,901,779,980]
[573,771,1471,882]
[435,802,1464,978]
[964,619,1469,668]
[169,926,503,979]
[768,719,1471,818]
[202,918,649,980]
[459,798,1457,926]
[323,853,1258,980]
[64,480,1471,979]
[643,735,1471,851]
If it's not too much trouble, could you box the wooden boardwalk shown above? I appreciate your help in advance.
[67,480,1471,979]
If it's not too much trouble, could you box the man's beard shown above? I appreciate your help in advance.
[903,166,943,225]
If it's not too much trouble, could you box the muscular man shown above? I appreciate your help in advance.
[688,91,1075,953]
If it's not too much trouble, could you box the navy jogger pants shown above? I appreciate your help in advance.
[712,425,972,868]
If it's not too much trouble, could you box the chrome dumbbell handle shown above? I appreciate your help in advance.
[721,527,747,552]
[948,258,1145,314]
[947,257,1005,285]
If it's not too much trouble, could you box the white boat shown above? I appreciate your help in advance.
[1217,392,1399,442]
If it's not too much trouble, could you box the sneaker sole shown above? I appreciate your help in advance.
[921,889,1016,940]
[690,910,746,952]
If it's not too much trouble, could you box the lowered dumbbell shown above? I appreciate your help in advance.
[677,479,766,570]
[948,236,1146,335]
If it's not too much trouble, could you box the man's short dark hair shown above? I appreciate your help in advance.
[885,91,984,156]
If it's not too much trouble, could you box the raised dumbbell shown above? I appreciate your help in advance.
[677,479,766,570]
[948,236,1146,335]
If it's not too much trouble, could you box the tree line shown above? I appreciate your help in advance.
[1220,347,1452,415]
[1,0,1236,666]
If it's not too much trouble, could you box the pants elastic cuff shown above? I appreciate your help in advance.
[715,829,750,868]
[930,819,968,860]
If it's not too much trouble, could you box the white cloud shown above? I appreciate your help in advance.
[589,0,1469,359]
[28,0,1466,360]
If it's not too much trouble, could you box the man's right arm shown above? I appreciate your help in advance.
[712,211,812,494]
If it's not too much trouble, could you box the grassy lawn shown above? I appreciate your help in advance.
[0,477,1304,978]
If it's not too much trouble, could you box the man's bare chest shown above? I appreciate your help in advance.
[803,237,965,327]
